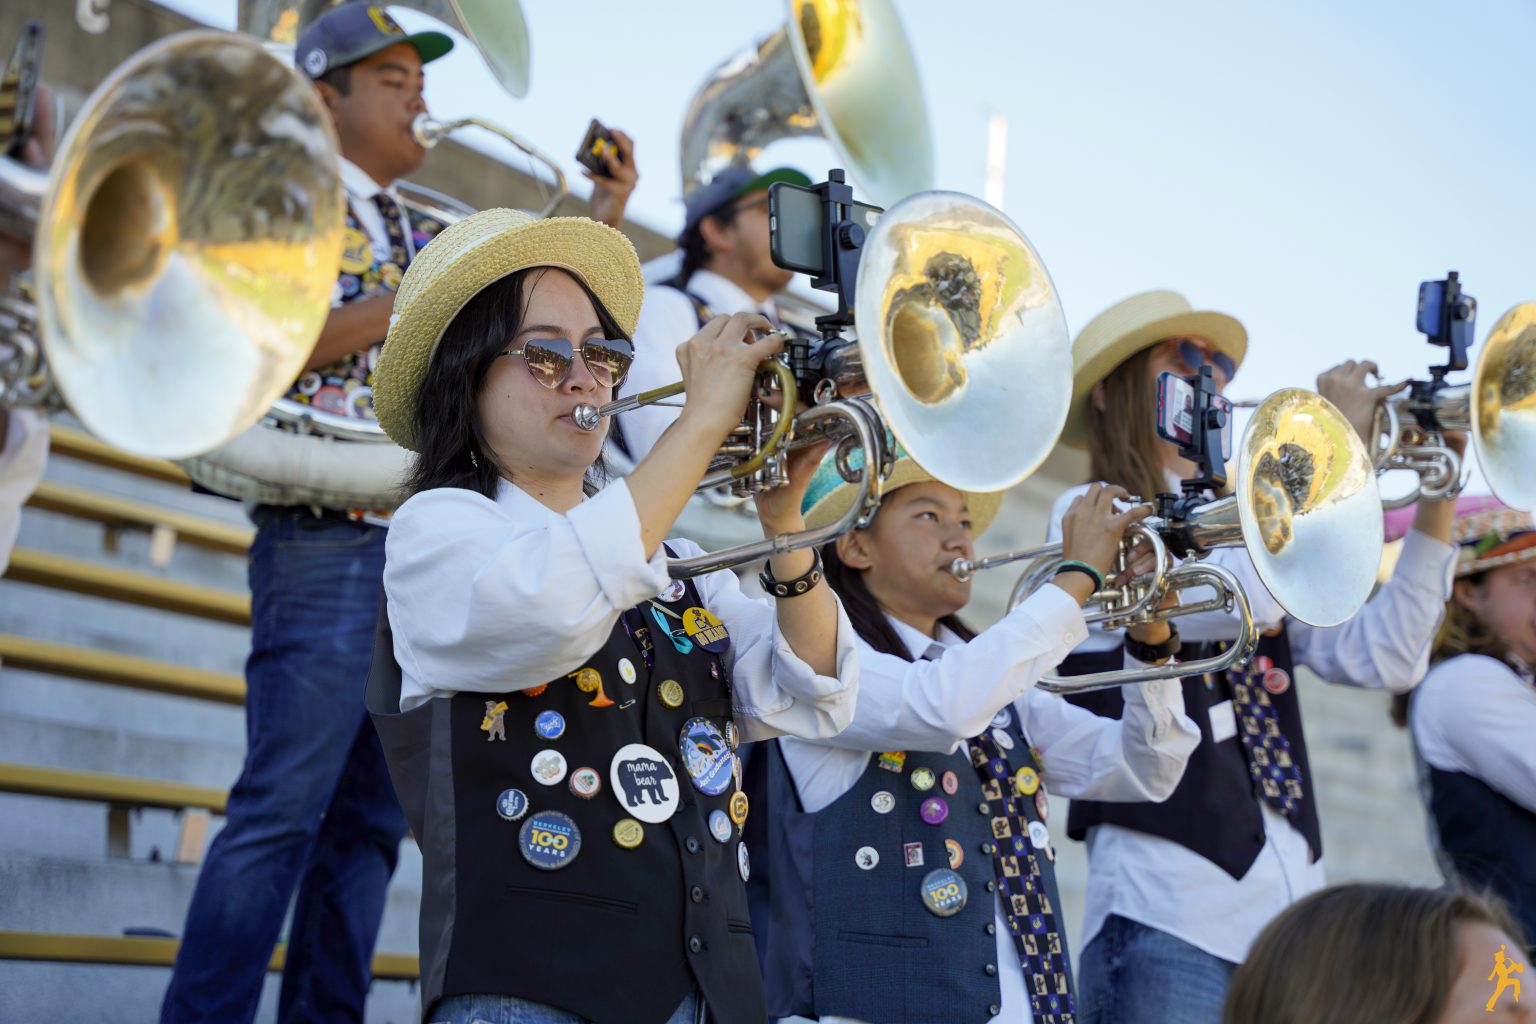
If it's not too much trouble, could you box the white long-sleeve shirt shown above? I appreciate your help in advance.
[1411,653,1536,814]
[781,599,1201,1024]
[383,477,858,743]
[0,407,48,575]
[1045,481,1456,963]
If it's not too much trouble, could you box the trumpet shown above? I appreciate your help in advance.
[575,189,1076,578]
[948,388,1385,694]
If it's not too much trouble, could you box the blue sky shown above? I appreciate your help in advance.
[175,0,1534,494]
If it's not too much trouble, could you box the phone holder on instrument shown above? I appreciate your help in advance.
[1407,270,1477,433]
[1157,365,1230,529]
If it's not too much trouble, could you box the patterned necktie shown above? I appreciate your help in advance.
[1228,666,1304,816]
[968,729,1075,1023]
[371,192,411,269]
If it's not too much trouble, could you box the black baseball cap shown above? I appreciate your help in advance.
[296,3,454,79]
[680,166,812,241]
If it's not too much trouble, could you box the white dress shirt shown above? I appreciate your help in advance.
[337,156,415,268]
[0,407,48,575]
[1045,481,1457,963]
[621,270,783,461]
[1412,653,1536,814]
[383,476,858,743]
[780,594,1201,1024]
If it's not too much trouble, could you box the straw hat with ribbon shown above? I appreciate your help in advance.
[801,441,1003,539]
[1062,289,1248,448]
[373,208,645,452]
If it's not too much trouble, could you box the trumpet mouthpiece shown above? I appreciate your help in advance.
[572,404,601,431]
[948,558,976,582]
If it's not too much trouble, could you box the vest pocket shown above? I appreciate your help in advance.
[835,929,931,949]
[500,884,639,917]
[728,918,754,934]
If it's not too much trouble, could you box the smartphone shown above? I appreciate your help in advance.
[768,180,881,277]
[1156,371,1232,460]
[0,22,44,159]
[576,118,618,179]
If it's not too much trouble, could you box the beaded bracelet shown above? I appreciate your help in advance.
[759,550,825,599]
[1053,559,1106,593]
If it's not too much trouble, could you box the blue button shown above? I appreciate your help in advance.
[496,788,528,822]
[679,717,733,797]
[708,809,733,844]
[919,867,968,918]
[519,811,581,871]
[535,710,566,740]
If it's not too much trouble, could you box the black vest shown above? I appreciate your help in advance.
[366,563,764,1024]
[1061,627,1322,879]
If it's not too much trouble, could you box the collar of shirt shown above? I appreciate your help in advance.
[686,268,779,322]
[338,155,399,205]
[882,612,963,662]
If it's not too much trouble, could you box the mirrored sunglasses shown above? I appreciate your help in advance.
[501,336,635,390]
[1173,338,1236,382]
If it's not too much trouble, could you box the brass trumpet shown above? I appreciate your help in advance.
[948,389,1384,693]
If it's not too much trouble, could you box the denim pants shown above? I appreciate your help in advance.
[161,508,409,1023]
[430,990,708,1024]
[1075,914,1238,1024]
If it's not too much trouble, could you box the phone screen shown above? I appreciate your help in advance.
[1156,371,1233,461]
[768,181,881,277]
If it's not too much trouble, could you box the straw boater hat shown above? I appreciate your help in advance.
[801,441,1004,539]
[1062,290,1249,449]
[373,208,645,452]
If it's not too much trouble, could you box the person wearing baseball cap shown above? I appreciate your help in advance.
[161,6,639,1021]
[1041,289,1462,1024]
[1407,497,1536,952]
[619,165,811,461]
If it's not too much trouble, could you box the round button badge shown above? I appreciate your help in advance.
[679,717,733,796]
[496,787,528,822]
[919,867,969,917]
[991,727,1016,751]
[855,846,880,871]
[1028,820,1050,850]
[1015,766,1040,796]
[709,809,733,844]
[660,579,687,603]
[991,706,1013,729]
[618,658,638,684]
[910,767,936,792]
[737,842,751,881]
[682,606,731,654]
[612,818,644,850]
[531,749,568,786]
[519,811,581,871]
[1262,667,1292,695]
[534,710,566,740]
[920,796,949,825]
[609,743,681,824]
[657,679,685,708]
[871,790,896,814]
[729,790,750,827]
[569,766,602,799]
[1036,791,1050,821]
[941,771,959,795]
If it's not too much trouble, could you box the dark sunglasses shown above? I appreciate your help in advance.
[1170,338,1236,382]
[500,336,635,390]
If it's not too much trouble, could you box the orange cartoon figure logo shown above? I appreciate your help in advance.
[1487,943,1524,1013]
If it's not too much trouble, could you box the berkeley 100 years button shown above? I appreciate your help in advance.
[519,811,581,871]
[919,867,968,917]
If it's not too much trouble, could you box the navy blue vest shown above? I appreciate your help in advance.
[754,718,1066,1024]
[367,561,763,1024]
[1061,627,1322,879]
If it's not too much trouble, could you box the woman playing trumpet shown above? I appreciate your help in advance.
[365,207,861,1024]
[1046,290,1461,1024]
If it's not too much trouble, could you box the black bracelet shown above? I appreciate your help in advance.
[1125,623,1181,663]
[1053,559,1106,592]
[759,550,824,599]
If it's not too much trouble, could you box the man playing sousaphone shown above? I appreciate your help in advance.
[161,5,637,1021]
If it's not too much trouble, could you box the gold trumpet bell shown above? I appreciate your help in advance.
[854,191,1071,493]
[34,31,344,459]
[1236,388,1384,626]
[1472,302,1536,511]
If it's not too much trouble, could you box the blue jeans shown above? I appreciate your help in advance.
[161,508,408,1023]
[429,991,707,1024]
[1076,915,1238,1024]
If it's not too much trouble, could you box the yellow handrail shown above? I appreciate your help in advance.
[0,634,245,705]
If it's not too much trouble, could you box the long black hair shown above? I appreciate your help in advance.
[821,529,976,662]
[667,203,740,291]
[403,267,627,501]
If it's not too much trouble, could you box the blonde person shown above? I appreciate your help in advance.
[752,446,1200,1024]
[1044,290,1460,1024]
[365,206,861,1023]
[1407,499,1536,953]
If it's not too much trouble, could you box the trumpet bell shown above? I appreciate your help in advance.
[1236,388,1383,626]
[239,0,531,98]
[680,0,933,205]
[853,191,1071,493]
[1472,302,1536,510]
[33,31,344,459]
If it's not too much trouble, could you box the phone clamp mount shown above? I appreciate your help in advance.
[1405,270,1477,433]
[1156,365,1231,539]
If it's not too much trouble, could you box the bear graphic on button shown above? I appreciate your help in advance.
[609,743,681,823]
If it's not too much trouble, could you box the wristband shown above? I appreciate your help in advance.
[1125,623,1181,663]
[1053,559,1106,593]
[759,550,824,599]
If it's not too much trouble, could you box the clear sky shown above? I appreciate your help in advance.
[173,0,1534,494]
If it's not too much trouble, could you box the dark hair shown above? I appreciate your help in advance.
[821,535,976,661]
[404,268,627,500]
[1223,883,1527,1024]
[315,63,352,96]
[669,203,741,290]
